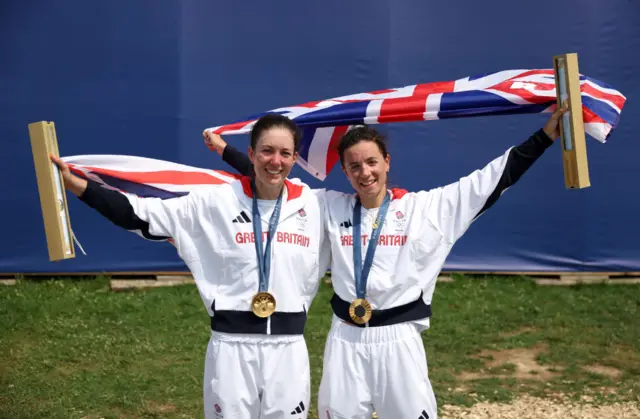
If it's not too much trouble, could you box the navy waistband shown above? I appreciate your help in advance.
[330,292,432,328]
[210,307,307,335]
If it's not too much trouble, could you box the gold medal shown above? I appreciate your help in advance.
[348,298,372,324]
[251,292,276,318]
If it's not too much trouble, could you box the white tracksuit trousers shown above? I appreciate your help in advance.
[318,316,438,419]
[203,331,310,419]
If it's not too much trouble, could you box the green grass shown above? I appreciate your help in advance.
[1,275,639,418]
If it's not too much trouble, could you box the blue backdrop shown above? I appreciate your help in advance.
[2,0,638,273]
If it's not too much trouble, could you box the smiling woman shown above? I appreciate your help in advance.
[338,126,390,209]
[51,114,330,419]
[247,115,301,200]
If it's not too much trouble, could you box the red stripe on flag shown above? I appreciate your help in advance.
[213,119,256,134]
[378,81,455,123]
[505,69,624,110]
[581,83,625,110]
[510,69,555,79]
[582,106,606,125]
[368,88,397,95]
[325,126,350,175]
[483,69,555,103]
[487,81,554,104]
[68,165,240,185]
[413,81,456,95]
[296,100,324,108]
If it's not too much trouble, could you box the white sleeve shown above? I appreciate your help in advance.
[124,192,200,239]
[424,128,555,243]
[78,178,201,241]
[426,148,512,244]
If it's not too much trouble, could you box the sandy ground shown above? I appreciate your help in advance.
[370,339,639,418]
[440,395,640,418]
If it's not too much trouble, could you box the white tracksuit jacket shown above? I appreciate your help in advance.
[321,128,554,328]
[221,128,555,329]
[79,175,330,335]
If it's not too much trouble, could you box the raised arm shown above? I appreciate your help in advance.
[428,106,567,243]
[203,131,252,176]
[51,155,197,241]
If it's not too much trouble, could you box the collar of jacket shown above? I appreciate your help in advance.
[238,176,304,201]
[233,176,307,224]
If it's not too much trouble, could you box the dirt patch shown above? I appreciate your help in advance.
[440,395,640,418]
[459,343,561,381]
[144,401,176,414]
[583,364,621,378]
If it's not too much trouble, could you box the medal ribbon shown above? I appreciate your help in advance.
[251,180,284,293]
[353,192,391,299]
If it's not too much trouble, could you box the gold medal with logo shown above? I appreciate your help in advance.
[251,291,277,317]
[349,298,372,324]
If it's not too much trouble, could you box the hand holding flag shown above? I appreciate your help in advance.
[542,104,569,141]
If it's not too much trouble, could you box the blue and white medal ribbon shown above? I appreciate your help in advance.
[349,191,391,324]
[250,180,283,317]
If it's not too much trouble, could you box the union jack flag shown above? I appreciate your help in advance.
[64,68,626,203]
[61,68,625,247]
[63,154,243,244]
[203,69,626,180]
[64,154,242,200]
